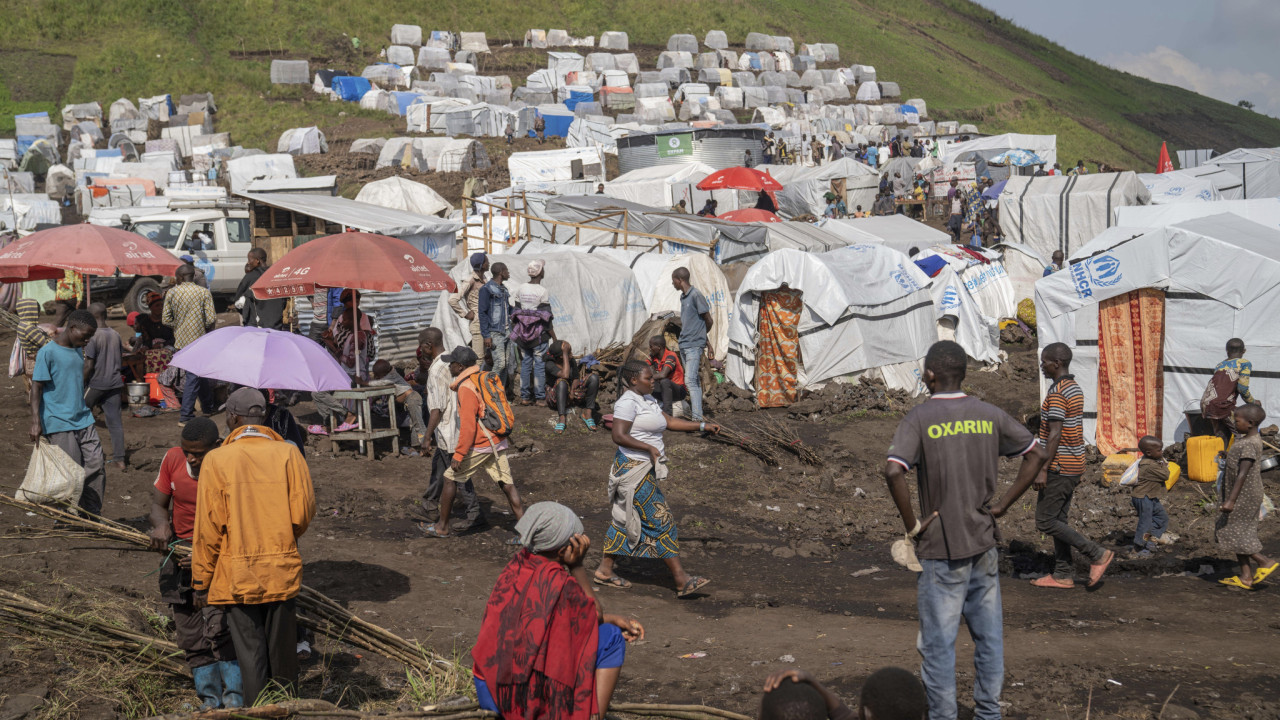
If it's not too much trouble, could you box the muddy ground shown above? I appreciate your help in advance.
[0,321,1277,720]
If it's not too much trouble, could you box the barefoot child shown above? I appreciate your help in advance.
[1216,404,1278,589]
[1130,436,1172,557]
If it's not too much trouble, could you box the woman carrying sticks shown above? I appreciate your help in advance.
[594,362,718,597]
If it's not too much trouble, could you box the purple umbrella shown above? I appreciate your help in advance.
[170,327,351,392]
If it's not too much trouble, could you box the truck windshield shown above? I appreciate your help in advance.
[132,221,186,249]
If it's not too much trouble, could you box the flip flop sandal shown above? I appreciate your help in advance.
[554,422,566,433]
[1030,575,1075,589]
[306,424,329,436]
[1218,575,1256,590]
[593,574,632,589]
[1087,549,1115,588]
[582,417,598,431]
[418,522,451,539]
[677,576,711,598]
[1254,562,1279,585]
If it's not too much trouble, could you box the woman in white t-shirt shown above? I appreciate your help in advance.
[594,362,720,597]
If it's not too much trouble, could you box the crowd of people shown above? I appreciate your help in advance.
[13,238,1274,719]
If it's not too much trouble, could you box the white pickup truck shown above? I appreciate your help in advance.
[90,203,253,312]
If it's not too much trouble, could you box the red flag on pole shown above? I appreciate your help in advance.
[1157,141,1174,173]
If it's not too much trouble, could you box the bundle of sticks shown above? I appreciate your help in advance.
[704,422,779,466]
[588,342,636,381]
[0,587,187,676]
[0,495,456,680]
[0,305,51,350]
[751,415,824,466]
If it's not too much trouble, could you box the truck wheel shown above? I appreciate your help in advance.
[125,278,161,314]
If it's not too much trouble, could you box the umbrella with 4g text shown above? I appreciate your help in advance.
[249,231,457,377]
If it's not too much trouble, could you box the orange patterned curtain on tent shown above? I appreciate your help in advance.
[1096,289,1165,454]
[755,288,804,408]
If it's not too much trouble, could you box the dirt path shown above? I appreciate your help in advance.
[0,336,1277,719]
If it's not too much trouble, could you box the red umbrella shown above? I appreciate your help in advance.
[718,208,783,223]
[250,232,457,301]
[0,224,184,282]
[696,166,785,192]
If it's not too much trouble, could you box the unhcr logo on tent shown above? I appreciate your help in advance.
[583,290,610,321]
[1087,254,1123,287]
[941,286,961,312]
[891,266,922,292]
[1070,253,1123,299]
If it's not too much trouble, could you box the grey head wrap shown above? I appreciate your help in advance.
[514,502,583,552]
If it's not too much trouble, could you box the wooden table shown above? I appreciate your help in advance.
[327,386,399,459]
[893,198,931,221]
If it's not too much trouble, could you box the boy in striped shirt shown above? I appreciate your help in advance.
[1032,343,1114,589]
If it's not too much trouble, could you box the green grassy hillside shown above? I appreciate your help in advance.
[2,0,1277,171]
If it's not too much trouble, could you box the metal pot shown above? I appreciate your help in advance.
[1260,454,1280,473]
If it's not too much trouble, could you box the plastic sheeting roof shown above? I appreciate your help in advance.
[237,192,461,238]
[355,176,453,216]
[817,215,950,255]
[1114,197,1280,231]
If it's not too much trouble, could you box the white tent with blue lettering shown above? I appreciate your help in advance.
[437,250,648,355]
[493,241,731,361]
[727,245,937,396]
[1036,212,1280,445]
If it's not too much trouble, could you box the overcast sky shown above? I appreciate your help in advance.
[976,0,1280,117]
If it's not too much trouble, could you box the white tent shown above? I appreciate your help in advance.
[911,244,1019,323]
[1115,197,1280,230]
[226,153,297,194]
[757,158,879,218]
[437,138,491,172]
[855,81,880,101]
[727,246,936,396]
[509,146,606,185]
[998,172,1151,259]
[275,126,328,155]
[503,243,732,360]
[1202,147,1280,199]
[940,133,1057,165]
[603,162,736,212]
[992,242,1049,304]
[459,32,490,53]
[599,31,628,50]
[1036,213,1280,448]
[391,24,422,46]
[1139,164,1246,204]
[817,215,951,255]
[926,265,1002,364]
[438,250,647,354]
[355,176,453,216]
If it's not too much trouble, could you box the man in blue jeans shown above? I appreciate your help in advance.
[672,267,712,420]
[478,262,512,391]
[884,341,1046,720]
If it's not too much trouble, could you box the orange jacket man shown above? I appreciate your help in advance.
[193,388,315,706]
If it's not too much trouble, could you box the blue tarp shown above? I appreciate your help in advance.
[16,135,39,155]
[533,112,574,138]
[391,91,424,116]
[562,90,594,111]
[332,76,372,102]
[742,52,762,70]
[990,149,1043,167]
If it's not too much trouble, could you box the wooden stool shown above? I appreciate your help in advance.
[327,386,400,459]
